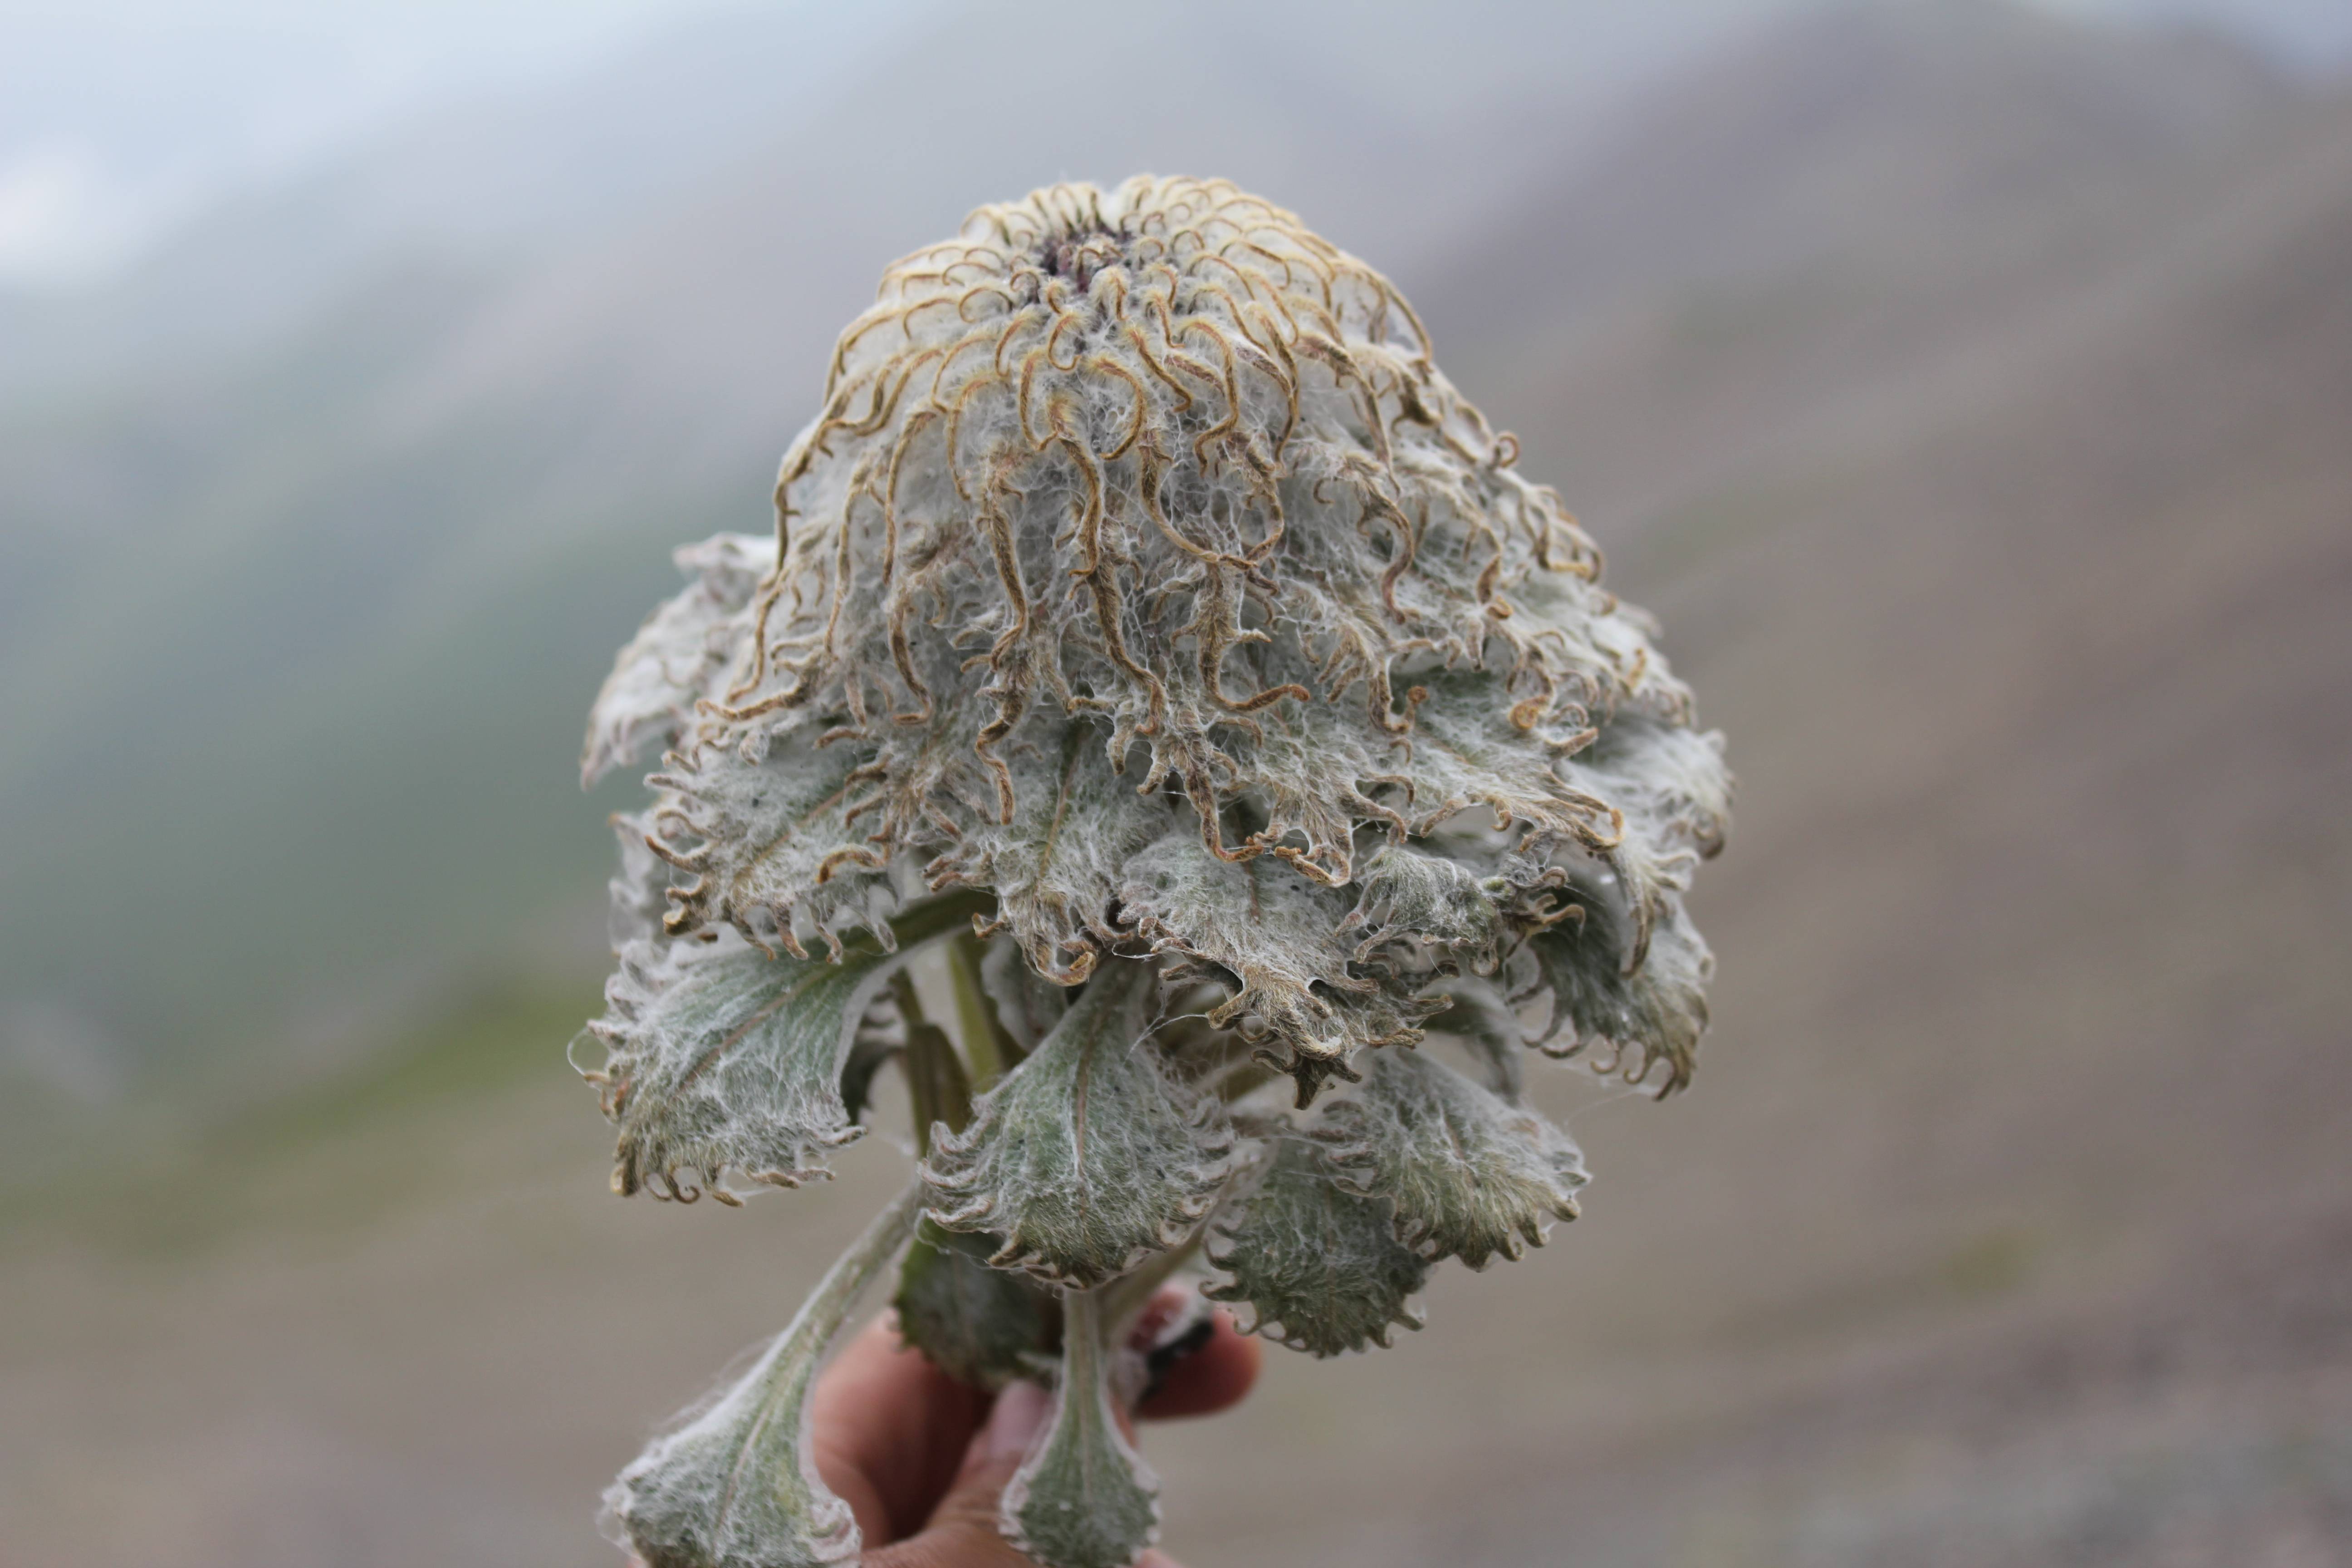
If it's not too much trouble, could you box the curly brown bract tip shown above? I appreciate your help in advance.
[622,175,1728,1099]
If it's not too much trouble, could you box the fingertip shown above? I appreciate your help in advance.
[809,1312,990,1543]
[1136,1308,1260,1421]
[980,1377,1054,1464]
[865,1382,1051,1568]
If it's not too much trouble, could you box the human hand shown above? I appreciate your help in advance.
[805,1290,1261,1567]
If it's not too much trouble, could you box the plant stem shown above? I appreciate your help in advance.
[881,887,996,951]
[946,927,1024,1088]
[792,1181,926,1352]
[892,969,971,1157]
[1100,1229,1208,1338]
[1214,1060,1278,1103]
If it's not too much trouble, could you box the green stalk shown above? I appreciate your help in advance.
[604,1183,924,1564]
[946,927,1025,1088]
[894,922,1062,1390]
[881,887,996,952]
[1099,1230,1208,1338]
[892,970,971,1156]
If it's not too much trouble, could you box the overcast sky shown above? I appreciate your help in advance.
[0,0,755,282]
[2,0,2346,287]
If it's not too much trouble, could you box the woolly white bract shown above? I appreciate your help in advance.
[578,176,1731,1568]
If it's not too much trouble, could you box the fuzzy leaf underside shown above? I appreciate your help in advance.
[609,808,675,950]
[923,958,1234,1287]
[604,1186,920,1568]
[1576,715,1733,867]
[930,717,1176,983]
[1000,1290,1161,1568]
[1546,713,1732,975]
[642,730,889,960]
[587,936,889,1199]
[1117,833,1441,1094]
[618,177,1728,1035]
[1446,980,1536,1102]
[1323,1048,1586,1269]
[894,1220,1061,1391]
[1340,842,1510,974]
[583,532,775,788]
[980,927,1069,1053]
[1529,897,1714,1092]
[1366,670,1625,844]
[1206,1137,1429,1357]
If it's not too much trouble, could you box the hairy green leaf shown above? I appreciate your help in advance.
[929,717,1177,983]
[1396,669,1624,844]
[1000,1289,1160,1568]
[603,1185,919,1568]
[582,532,775,788]
[585,939,885,1200]
[1118,833,1441,1101]
[1529,894,1714,1093]
[923,957,1233,1287]
[1206,1137,1428,1357]
[1338,841,1510,975]
[1324,1048,1585,1269]
[894,1220,1061,1391]
[644,730,885,959]
[583,896,984,1200]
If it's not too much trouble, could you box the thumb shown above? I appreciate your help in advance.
[863,1381,1182,1568]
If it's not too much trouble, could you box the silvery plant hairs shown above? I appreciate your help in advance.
[576,176,1731,1568]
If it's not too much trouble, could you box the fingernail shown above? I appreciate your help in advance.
[1125,1284,1190,1348]
[985,1378,1053,1461]
[1141,1317,1215,1404]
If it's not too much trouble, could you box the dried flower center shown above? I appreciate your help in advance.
[583,176,1727,1097]
[1039,226,1124,289]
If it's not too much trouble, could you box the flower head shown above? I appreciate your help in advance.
[582,176,1731,1568]
[586,175,1727,1102]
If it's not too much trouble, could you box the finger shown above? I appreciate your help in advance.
[1136,1307,1260,1421]
[862,1380,1050,1568]
[809,1314,990,1544]
[864,1382,1191,1568]
[823,1291,1262,1558]
[1117,1285,1263,1423]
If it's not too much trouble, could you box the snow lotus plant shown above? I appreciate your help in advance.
[576,176,1731,1568]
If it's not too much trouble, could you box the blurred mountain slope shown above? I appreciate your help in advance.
[3,4,2350,1565]
[0,2,925,406]
[0,1,2310,1134]
[1361,76,2352,1565]
[1434,0,2290,509]
[0,0,1806,1113]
